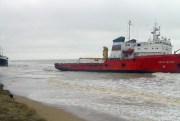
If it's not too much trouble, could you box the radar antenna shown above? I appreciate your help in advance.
[152,22,160,41]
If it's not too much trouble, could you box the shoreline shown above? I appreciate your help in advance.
[14,95,86,121]
[0,83,86,121]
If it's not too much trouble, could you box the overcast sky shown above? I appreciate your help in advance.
[0,0,180,60]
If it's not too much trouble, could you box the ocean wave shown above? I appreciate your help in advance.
[153,72,180,81]
[47,77,180,106]
[42,67,56,72]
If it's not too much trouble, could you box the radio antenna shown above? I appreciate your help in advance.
[128,20,132,41]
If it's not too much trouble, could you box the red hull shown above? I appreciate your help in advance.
[55,54,180,73]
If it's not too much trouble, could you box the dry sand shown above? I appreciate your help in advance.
[15,96,86,121]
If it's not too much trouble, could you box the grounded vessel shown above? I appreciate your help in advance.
[0,49,8,66]
[0,56,8,66]
[55,23,180,73]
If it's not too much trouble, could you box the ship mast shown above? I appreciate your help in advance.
[0,47,2,56]
[128,20,132,41]
[152,22,160,42]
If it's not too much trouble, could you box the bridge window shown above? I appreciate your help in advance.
[137,44,141,46]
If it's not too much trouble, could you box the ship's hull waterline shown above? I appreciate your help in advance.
[55,54,180,73]
[0,58,8,66]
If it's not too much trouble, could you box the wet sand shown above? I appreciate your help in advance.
[15,96,86,121]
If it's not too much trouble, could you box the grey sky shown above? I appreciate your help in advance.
[0,0,180,60]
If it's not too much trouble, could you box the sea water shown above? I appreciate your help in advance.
[0,60,180,121]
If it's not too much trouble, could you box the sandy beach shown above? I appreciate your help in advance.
[0,83,86,121]
[15,96,86,121]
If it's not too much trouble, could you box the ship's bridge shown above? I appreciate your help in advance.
[109,23,173,59]
[109,36,125,59]
[134,24,172,56]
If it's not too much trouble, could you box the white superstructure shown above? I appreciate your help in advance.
[109,23,172,59]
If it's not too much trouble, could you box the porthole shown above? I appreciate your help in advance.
[121,63,126,67]
[177,63,180,68]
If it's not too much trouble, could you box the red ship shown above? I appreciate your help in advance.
[55,23,180,73]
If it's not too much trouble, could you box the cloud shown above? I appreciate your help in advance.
[0,0,180,60]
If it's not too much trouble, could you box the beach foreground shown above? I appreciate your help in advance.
[15,96,86,121]
[0,86,45,121]
[0,84,86,121]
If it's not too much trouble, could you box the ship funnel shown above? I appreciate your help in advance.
[103,46,108,60]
